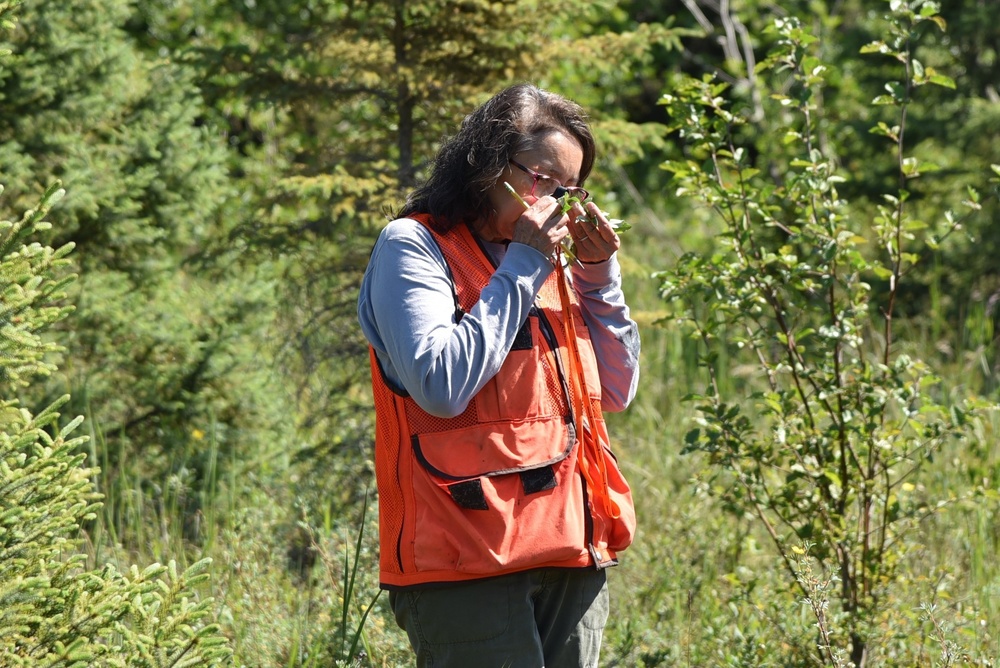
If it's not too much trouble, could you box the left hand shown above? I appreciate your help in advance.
[568,201,620,264]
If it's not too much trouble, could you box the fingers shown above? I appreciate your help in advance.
[568,201,620,263]
[512,195,570,255]
[537,196,570,244]
[511,196,622,263]
[585,202,619,242]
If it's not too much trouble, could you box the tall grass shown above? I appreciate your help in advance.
[73,223,998,667]
[78,405,408,666]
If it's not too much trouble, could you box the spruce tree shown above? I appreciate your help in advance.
[0,0,288,502]
[0,180,233,665]
[1,2,232,649]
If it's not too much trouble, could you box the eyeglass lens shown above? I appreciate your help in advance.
[512,160,588,201]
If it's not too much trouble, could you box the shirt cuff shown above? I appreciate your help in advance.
[571,253,618,291]
[505,242,555,291]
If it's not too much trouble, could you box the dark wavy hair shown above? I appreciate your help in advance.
[398,83,596,231]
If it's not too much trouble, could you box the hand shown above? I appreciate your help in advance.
[510,195,570,257]
[568,201,620,263]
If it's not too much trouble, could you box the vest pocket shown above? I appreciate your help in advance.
[407,417,586,574]
[444,468,557,510]
[412,415,573,480]
[409,449,587,575]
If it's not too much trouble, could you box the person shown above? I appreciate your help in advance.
[357,83,641,668]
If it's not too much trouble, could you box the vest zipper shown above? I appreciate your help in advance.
[395,469,405,573]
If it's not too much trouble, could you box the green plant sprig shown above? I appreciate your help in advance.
[502,182,631,266]
[556,192,631,264]
[556,192,632,234]
[503,181,582,265]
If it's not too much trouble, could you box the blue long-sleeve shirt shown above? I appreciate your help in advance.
[358,218,640,419]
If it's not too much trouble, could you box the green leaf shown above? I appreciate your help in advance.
[928,73,956,89]
[871,266,894,279]
[919,2,942,17]
[928,15,947,31]
[860,41,889,55]
[884,81,906,101]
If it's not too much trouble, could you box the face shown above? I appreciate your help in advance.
[481,130,585,242]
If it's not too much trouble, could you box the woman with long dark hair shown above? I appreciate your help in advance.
[358,83,640,668]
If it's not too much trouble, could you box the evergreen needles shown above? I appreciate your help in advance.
[0,106,233,667]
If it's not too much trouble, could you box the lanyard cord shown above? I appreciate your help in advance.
[553,257,621,520]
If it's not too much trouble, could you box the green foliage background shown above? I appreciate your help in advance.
[1,0,998,665]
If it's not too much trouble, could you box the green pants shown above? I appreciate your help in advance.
[389,567,609,668]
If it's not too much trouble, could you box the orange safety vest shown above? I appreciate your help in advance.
[369,215,635,589]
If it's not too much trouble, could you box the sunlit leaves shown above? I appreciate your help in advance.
[654,6,990,660]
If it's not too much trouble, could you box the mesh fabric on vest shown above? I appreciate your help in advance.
[542,354,568,415]
[537,268,575,416]
[438,229,493,313]
[371,378,404,576]
[417,219,573,424]
[405,397,479,434]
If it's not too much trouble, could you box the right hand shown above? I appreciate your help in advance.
[510,195,570,258]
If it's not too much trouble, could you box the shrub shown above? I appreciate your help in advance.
[657,3,997,664]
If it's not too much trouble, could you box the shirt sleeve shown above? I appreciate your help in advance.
[570,257,641,413]
[357,218,553,418]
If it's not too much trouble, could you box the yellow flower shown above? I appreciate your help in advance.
[192,428,205,441]
[791,546,806,555]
